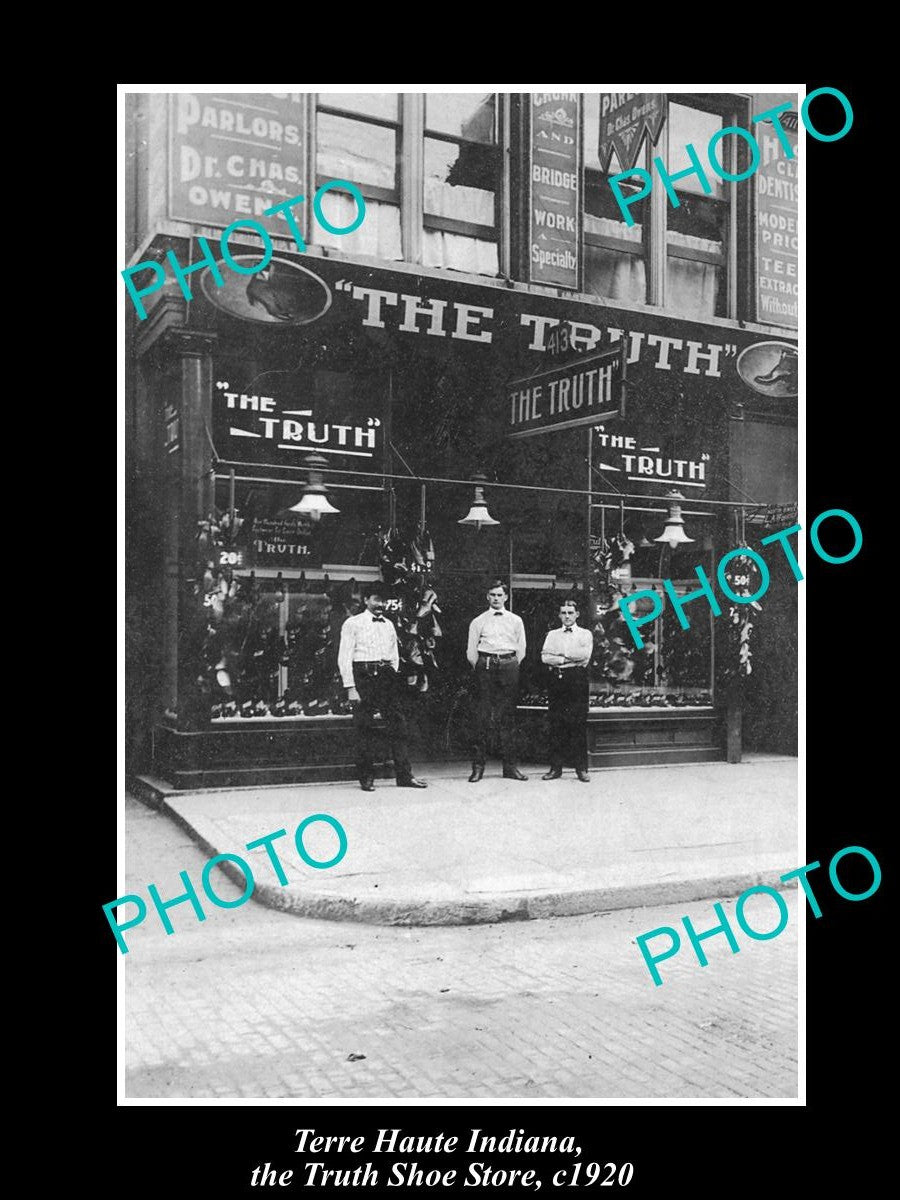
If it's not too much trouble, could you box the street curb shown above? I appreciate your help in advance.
[153,791,795,927]
[245,869,796,927]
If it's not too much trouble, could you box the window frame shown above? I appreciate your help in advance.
[422,93,503,242]
[659,92,750,318]
[578,92,752,317]
[313,95,402,207]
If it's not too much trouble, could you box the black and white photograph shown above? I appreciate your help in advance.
[120,84,819,1114]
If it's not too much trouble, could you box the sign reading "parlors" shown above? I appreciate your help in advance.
[506,345,625,438]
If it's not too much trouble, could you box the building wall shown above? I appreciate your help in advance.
[123,90,799,770]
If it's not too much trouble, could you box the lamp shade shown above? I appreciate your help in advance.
[458,475,499,528]
[458,502,500,529]
[654,491,694,550]
[289,452,340,520]
[289,493,341,518]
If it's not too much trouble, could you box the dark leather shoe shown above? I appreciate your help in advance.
[503,767,528,781]
[468,765,484,783]
[359,779,375,792]
[576,769,590,783]
[542,768,562,780]
[397,777,428,788]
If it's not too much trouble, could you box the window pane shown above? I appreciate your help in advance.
[585,168,645,238]
[318,92,398,121]
[667,190,727,245]
[584,97,646,248]
[584,244,646,305]
[666,256,724,319]
[424,137,496,226]
[313,194,402,260]
[667,102,725,199]
[316,112,396,189]
[422,229,499,276]
[426,93,496,142]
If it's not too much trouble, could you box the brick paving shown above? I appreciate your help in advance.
[122,797,799,1099]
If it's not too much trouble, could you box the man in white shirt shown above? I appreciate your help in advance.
[338,582,427,792]
[466,580,527,783]
[540,598,594,782]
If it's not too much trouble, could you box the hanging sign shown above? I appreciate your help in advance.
[593,424,712,490]
[212,362,384,472]
[597,93,667,173]
[506,345,624,438]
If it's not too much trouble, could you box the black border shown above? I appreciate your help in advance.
[108,81,887,1193]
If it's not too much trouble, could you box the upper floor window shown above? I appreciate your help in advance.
[583,95,647,306]
[663,98,736,320]
[423,93,500,276]
[315,93,402,260]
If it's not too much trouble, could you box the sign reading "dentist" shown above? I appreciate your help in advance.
[506,345,625,438]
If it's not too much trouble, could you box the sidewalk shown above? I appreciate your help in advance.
[132,755,798,926]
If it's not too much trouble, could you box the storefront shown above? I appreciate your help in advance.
[128,247,797,788]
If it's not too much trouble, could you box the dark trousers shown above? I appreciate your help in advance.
[547,667,589,771]
[352,666,412,782]
[473,658,520,767]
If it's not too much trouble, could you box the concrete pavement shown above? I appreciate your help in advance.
[132,755,798,925]
[123,797,799,1099]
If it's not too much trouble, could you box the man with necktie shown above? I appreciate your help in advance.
[338,582,427,792]
[540,598,594,782]
[466,580,527,783]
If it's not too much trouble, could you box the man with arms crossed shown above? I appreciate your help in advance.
[541,598,593,782]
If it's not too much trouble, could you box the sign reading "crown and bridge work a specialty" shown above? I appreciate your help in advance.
[529,93,582,290]
[506,344,625,438]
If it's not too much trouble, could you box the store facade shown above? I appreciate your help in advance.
[124,91,798,788]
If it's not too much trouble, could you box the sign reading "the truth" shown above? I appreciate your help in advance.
[505,345,625,439]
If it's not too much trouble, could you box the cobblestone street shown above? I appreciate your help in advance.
[122,796,799,1100]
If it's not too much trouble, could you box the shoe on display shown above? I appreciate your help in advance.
[468,765,484,783]
[541,768,563,781]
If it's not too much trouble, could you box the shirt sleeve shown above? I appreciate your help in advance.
[575,629,594,666]
[466,616,481,666]
[338,617,357,688]
[388,622,400,674]
[515,614,527,663]
[540,631,557,664]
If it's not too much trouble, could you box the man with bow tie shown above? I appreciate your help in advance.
[466,580,527,783]
[338,582,427,792]
[540,598,594,782]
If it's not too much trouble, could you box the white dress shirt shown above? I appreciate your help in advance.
[466,608,526,666]
[338,611,400,687]
[541,624,594,668]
